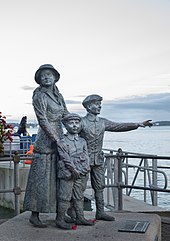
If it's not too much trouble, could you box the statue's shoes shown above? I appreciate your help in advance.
[29,216,47,228]
[56,220,72,230]
[64,215,76,223]
[96,212,115,221]
[75,217,95,226]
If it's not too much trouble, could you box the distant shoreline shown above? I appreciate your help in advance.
[8,121,170,128]
[152,121,170,126]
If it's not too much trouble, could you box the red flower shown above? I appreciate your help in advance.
[89,219,97,223]
[71,225,77,230]
[0,112,13,144]
[7,124,13,129]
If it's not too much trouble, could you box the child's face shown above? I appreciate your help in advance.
[65,119,81,134]
[87,101,102,115]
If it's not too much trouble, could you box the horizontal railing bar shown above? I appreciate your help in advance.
[0,156,33,162]
[105,184,170,193]
[0,189,14,193]
[157,166,170,169]
[105,154,170,160]
[103,148,158,156]
[0,157,13,162]
[0,189,25,194]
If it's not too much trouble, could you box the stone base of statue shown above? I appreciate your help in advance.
[0,211,161,241]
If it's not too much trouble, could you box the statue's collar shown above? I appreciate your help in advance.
[86,113,99,122]
[38,86,61,105]
[39,85,59,94]
[65,133,79,141]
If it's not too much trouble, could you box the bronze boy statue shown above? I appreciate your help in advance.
[78,94,152,221]
[56,113,94,230]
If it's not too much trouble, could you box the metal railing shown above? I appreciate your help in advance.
[103,148,170,210]
[0,153,31,215]
[0,148,170,216]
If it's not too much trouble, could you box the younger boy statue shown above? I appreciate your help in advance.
[56,113,94,230]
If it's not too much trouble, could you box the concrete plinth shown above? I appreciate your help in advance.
[0,211,161,241]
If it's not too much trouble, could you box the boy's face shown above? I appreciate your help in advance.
[65,119,81,134]
[87,101,102,115]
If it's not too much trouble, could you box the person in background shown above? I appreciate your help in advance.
[16,116,27,136]
[24,64,69,227]
[78,94,152,221]
[56,113,94,229]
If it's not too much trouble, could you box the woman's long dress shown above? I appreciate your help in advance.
[23,86,68,212]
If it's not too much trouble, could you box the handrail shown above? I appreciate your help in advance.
[103,148,170,210]
[0,153,32,215]
[122,161,168,189]
[1,148,170,215]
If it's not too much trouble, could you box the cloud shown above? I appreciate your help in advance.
[103,93,170,111]
[101,93,170,122]
[65,99,81,105]
[68,92,170,122]
[21,85,35,90]
[73,95,87,98]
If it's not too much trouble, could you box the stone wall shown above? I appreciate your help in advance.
[0,164,29,210]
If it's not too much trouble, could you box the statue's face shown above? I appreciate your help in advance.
[87,101,101,115]
[65,119,81,134]
[40,69,56,87]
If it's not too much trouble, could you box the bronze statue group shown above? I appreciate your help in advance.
[23,64,152,230]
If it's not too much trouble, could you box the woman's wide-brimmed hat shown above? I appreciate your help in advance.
[34,64,60,84]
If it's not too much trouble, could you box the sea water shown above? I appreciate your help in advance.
[103,126,170,156]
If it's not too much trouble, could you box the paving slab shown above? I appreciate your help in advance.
[0,211,161,241]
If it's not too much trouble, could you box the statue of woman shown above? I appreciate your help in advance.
[23,64,69,227]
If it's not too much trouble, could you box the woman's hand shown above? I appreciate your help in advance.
[71,169,80,180]
[56,139,68,152]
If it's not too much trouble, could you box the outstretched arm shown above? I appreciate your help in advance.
[138,120,153,128]
[104,118,153,132]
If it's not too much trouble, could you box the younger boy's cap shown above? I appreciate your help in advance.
[62,113,81,124]
[82,94,103,108]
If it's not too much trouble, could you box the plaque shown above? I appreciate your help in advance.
[118,220,150,233]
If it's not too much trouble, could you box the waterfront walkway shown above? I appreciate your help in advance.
[0,211,161,241]
[1,211,170,241]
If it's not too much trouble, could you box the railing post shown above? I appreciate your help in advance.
[13,152,21,216]
[144,158,147,202]
[152,158,158,206]
[114,148,123,210]
[105,156,110,206]
[114,154,119,210]
[105,151,114,207]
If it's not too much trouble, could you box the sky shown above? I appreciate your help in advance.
[0,0,170,122]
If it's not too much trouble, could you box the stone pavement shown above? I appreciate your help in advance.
[162,220,170,241]
[0,211,161,241]
[153,212,170,241]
